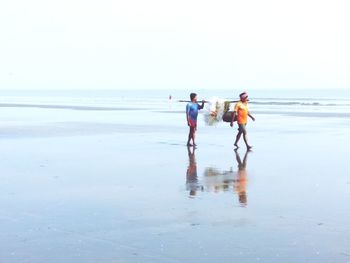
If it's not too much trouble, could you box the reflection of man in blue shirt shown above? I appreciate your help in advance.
[186,93,204,146]
[186,146,199,198]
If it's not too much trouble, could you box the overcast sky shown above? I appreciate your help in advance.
[0,0,349,90]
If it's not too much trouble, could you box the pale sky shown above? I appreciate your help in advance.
[0,0,349,90]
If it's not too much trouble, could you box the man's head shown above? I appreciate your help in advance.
[190,93,197,102]
[239,92,248,102]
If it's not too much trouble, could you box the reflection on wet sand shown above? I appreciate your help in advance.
[186,146,203,198]
[203,150,250,206]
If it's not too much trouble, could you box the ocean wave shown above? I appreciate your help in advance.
[250,101,350,106]
[0,103,148,111]
[253,110,350,118]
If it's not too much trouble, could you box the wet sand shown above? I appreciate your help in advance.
[1,104,350,263]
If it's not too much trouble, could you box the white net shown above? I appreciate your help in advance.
[203,97,231,126]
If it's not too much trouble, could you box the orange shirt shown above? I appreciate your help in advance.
[234,101,249,124]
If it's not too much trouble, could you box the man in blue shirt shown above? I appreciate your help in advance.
[186,93,205,146]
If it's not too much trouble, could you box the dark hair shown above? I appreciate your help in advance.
[190,93,197,101]
[239,92,247,98]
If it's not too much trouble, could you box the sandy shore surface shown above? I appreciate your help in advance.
[1,99,350,263]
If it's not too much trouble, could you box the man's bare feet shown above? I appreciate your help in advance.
[247,145,253,151]
[187,143,193,146]
[234,144,239,149]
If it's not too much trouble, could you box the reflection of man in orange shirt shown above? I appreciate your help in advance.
[234,149,249,207]
[230,92,255,150]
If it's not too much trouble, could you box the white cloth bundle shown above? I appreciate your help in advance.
[203,97,231,126]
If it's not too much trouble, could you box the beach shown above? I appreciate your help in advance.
[1,89,350,263]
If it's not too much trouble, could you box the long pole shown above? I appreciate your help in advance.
[177,100,241,103]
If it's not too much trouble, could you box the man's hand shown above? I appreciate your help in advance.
[249,114,255,121]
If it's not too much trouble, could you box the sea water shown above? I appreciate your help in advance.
[1,89,350,262]
[1,88,350,112]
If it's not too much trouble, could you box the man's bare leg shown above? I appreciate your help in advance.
[187,128,193,146]
[243,133,252,150]
[234,131,242,149]
[187,127,196,146]
[192,128,197,146]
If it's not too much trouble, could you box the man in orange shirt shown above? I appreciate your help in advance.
[230,92,255,150]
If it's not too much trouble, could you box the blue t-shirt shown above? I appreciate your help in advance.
[186,102,201,121]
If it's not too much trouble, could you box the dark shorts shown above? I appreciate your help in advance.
[237,124,247,133]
